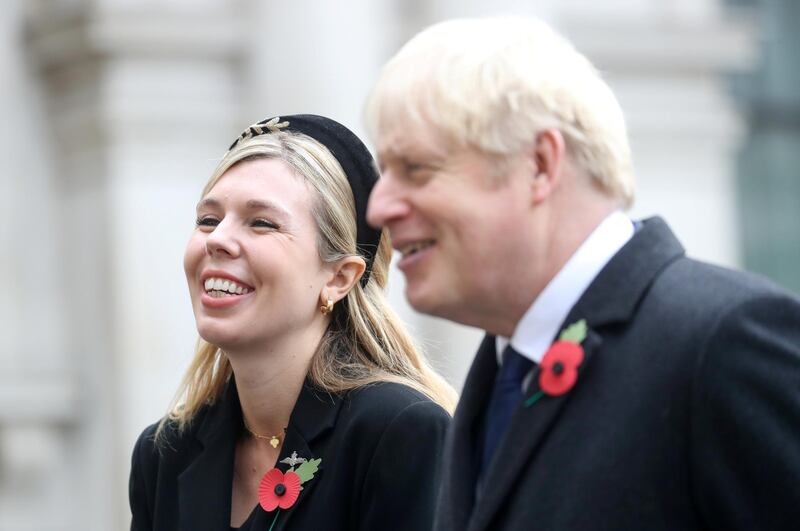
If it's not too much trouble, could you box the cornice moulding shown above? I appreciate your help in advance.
[563,16,758,74]
[26,8,244,70]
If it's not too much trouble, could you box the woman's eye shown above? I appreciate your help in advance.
[252,218,279,229]
[196,216,219,227]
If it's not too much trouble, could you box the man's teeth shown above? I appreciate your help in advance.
[400,241,434,256]
[203,277,252,296]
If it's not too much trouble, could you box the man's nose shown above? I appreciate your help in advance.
[367,172,409,229]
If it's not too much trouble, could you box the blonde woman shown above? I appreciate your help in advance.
[129,114,456,531]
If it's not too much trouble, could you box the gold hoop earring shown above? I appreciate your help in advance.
[320,298,334,315]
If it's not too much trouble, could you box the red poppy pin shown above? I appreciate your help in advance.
[258,468,301,511]
[525,319,587,407]
[258,451,321,522]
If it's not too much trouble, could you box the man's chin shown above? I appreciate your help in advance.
[405,282,459,321]
[405,282,438,315]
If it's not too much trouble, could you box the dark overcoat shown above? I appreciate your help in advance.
[436,217,800,531]
[130,379,449,530]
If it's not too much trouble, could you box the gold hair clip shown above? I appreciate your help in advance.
[229,116,290,150]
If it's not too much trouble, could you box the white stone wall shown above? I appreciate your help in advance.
[0,1,756,529]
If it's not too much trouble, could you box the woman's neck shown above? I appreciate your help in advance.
[226,326,325,438]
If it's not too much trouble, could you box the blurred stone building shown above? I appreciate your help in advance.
[1,0,795,529]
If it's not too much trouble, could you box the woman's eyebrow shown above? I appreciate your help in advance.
[244,199,290,217]
[195,197,290,218]
[196,197,221,211]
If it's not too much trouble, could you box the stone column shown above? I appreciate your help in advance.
[23,1,243,528]
[560,0,757,267]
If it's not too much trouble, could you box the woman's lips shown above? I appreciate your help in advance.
[200,290,255,308]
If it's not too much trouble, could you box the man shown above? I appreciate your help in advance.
[365,17,800,531]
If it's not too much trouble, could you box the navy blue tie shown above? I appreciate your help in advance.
[480,345,535,478]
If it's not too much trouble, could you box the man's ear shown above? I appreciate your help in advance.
[530,128,566,204]
[323,256,367,304]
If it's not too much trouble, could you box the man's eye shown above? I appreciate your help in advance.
[407,164,434,181]
[252,218,279,229]
[196,216,219,227]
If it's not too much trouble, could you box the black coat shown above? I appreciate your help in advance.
[435,217,800,531]
[129,379,450,531]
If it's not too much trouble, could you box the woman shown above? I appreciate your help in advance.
[129,114,456,531]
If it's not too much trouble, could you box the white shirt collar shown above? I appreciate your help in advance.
[497,211,634,364]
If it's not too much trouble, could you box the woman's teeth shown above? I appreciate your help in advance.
[204,277,252,297]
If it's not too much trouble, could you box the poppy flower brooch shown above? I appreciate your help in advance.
[525,319,587,408]
[258,451,321,528]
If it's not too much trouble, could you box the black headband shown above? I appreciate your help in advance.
[228,114,382,286]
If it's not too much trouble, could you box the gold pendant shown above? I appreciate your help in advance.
[270,436,280,449]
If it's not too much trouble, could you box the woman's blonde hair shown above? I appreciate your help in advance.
[160,130,456,437]
[366,16,634,206]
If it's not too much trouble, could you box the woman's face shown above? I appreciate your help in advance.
[184,157,330,352]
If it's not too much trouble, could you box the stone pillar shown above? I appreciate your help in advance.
[560,0,757,267]
[23,1,244,528]
[0,1,78,529]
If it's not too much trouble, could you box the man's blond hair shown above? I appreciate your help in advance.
[366,17,634,206]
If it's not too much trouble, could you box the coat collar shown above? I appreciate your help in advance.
[464,217,685,531]
[565,216,685,328]
[177,376,343,531]
[436,334,499,531]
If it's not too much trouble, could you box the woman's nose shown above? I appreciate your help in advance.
[205,221,241,258]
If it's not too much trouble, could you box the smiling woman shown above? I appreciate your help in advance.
[128,115,456,531]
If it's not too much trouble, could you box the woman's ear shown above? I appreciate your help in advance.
[323,256,367,303]
[530,128,566,204]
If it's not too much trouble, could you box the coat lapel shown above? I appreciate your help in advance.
[177,378,342,531]
[438,335,499,531]
[467,217,685,531]
[468,330,602,531]
[268,381,343,530]
[177,379,241,531]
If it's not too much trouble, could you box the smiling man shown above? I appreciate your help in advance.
[365,17,800,531]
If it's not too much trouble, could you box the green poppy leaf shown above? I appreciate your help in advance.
[295,458,321,484]
[559,319,587,344]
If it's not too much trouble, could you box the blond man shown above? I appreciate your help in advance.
[366,17,800,531]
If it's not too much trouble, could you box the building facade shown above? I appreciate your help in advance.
[0,1,772,529]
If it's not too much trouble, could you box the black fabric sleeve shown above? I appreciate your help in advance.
[691,292,800,530]
[358,400,450,531]
[129,426,156,531]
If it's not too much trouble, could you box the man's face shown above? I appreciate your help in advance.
[367,123,534,326]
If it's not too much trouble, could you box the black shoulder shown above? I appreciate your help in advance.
[129,412,209,529]
[344,381,450,423]
[131,404,211,468]
[131,418,179,476]
[133,421,159,458]
[344,383,450,530]
[336,382,450,446]
[129,420,162,530]
[642,256,797,337]
[660,257,792,307]
[687,270,800,528]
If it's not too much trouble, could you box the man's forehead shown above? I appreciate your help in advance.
[376,123,453,161]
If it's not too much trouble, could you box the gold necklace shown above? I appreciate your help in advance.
[242,417,286,449]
